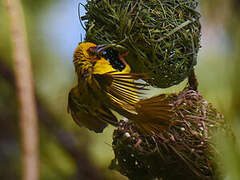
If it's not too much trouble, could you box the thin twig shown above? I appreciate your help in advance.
[188,69,198,91]
[2,1,39,180]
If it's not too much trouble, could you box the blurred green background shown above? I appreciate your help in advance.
[0,0,240,179]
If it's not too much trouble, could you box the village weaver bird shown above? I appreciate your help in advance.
[68,42,173,135]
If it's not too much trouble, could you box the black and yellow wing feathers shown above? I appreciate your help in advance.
[68,86,118,133]
[94,71,148,113]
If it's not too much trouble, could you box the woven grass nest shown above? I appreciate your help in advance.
[82,0,201,88]
[109,89,228,180]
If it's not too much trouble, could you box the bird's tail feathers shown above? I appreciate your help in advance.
[133,94,174,135]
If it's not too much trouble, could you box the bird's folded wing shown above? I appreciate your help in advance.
[68,87,118,133]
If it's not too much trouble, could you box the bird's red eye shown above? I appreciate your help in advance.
[87,47,96,56]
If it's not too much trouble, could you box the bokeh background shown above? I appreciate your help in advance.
[0,0,240,179]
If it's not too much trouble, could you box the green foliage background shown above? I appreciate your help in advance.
[0,0,239,179]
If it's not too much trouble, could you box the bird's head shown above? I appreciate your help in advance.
[73,42,108,65]
[73,42,111,80]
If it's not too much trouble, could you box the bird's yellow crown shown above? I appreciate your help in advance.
[73,42,97,63]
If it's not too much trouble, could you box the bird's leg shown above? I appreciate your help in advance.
[134,139,142,148]
[118,52,129,66]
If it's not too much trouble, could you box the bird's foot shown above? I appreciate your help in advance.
[118,52,129,66]
[134,139,142,148]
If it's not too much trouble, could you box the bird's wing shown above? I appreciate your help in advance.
[68,87,118,133]
[94,71,148,113]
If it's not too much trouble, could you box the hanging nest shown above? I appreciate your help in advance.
[109,89,228,180]
[82,0,201,88]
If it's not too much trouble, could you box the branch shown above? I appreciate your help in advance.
[188,69,198,91]
[2,0,39,180]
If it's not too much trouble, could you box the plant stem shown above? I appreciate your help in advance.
[2,0,39,180]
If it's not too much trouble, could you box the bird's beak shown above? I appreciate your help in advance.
[95,44,109,54]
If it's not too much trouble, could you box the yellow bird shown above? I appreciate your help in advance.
[68,42,173,135]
